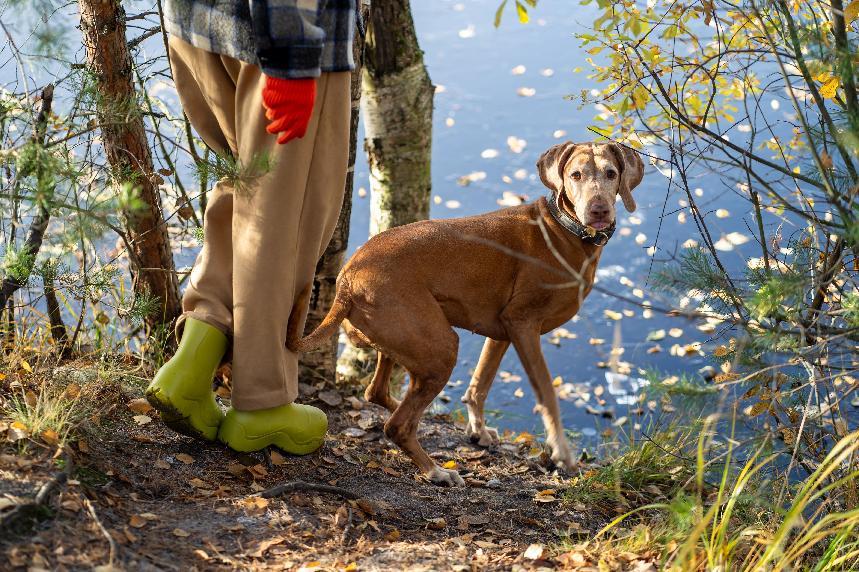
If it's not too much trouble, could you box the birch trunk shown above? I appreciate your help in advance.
[337,0,434,383]
[78,0,181,334]
[298,1,371,384]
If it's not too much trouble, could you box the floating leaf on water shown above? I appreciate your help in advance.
[456,171,487,186]
[553,129,567,138]
[511,64,526,75]
[506,136,527,153]
[714,236,735,251]
[646,329,666,341]
[481,148,499,159]
[513,168,528,180]
[604,309,623,320]
[516,87,536,97]
[514,387,525,398]
[498,191,527,207]
[445,200,462,209]
[668,328,684,338]
[716,208,730,218]
[725,231,750,246]
[458,25,476,39]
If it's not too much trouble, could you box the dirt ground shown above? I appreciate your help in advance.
[0,359,613,571]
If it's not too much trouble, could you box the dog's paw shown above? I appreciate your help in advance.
[549,439,578,473]
[426,466,466,487]
[468,426,500,448]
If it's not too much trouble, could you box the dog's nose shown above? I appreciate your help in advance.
[588,202,610,220]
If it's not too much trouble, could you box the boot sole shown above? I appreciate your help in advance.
[145,387,220,442]
[218,423,324,456]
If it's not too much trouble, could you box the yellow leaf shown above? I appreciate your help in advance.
[820,76,840,99]
[516,1,529,23]
[129,515,148,528]
[20,360,32,373]
[713,345,729,357]
[0,372,6,380]
[442,460,458,470]
[845,0,859,24]
[747,401,770,417]
[41,429,59,445]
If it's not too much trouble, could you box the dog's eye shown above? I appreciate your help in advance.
[571,171,582,181]
[606,169,617,180]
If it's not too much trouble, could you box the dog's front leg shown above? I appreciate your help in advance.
[462,338,510,447]
[504,321,576,472]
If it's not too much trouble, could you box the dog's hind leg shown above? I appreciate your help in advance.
[462,338,510,447]
[386,362,464,487]
[364,352,400,412]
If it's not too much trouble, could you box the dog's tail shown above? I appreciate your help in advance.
[286,282,352,354]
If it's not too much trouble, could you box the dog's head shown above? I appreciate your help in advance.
[537,142,644,230]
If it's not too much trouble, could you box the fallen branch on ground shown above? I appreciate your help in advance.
[0,467,68,532]
[253,481,361,500]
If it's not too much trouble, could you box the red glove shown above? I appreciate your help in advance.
[261,76,316,144]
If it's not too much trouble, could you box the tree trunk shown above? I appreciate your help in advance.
[298,1,371,384]
[78,0,181,334]
[337,0,434,383]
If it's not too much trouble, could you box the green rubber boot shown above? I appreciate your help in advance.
[218,403,328,455]
[145,318,228,441]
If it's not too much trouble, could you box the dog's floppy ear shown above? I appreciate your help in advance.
[537,142,577,193]
[608,143,644,212]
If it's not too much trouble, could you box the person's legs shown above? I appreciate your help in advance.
[216,70,351,454]
[227,70,351,410]
[150,34,351,452]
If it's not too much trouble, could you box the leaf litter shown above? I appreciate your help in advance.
[1,357,612,571]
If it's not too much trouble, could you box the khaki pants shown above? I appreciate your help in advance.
[168,36,350,410]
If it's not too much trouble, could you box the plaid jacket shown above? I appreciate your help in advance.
[163,0,358,79]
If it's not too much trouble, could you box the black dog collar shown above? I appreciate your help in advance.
[545,192,615,246]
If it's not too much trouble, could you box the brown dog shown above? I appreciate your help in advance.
[287,141,644,485]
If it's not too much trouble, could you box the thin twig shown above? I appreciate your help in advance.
[84,498,118,568]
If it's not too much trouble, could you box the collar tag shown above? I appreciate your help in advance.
[545,192,615,246]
